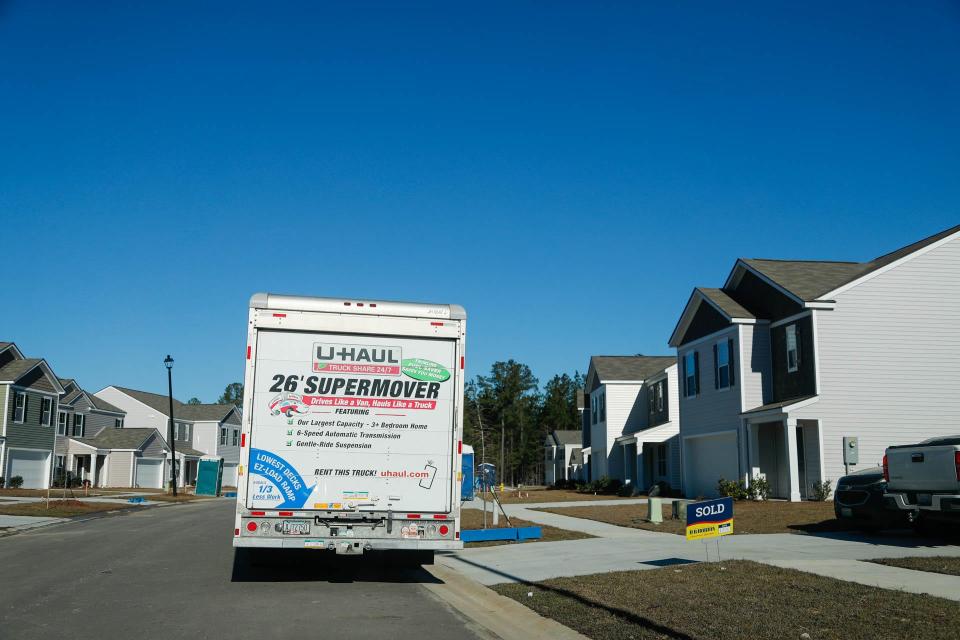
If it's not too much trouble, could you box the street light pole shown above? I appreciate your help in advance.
[164,355,177,496]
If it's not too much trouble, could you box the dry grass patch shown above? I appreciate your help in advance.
[868,556,960,577]
[538,500,845,535]
[0,500,138,518]
[495,560,960,640]
[478,489,626,505]
[460,508,592,547]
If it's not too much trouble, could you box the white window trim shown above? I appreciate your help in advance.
[41,397,53,427]
[786,324,799,373]
[58,411,68,436]
[13,391,26,424]
[683,352,697,398]
[716,340,732,391]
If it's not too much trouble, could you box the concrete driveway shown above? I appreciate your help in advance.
[0,500,489,640]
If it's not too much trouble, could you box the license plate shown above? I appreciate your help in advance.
[282,520,310,535]
[841,507,853,517]
[917,493,932,506]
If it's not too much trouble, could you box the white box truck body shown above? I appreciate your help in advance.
[233,293,466,556]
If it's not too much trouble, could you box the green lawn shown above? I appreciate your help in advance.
[494,560,960,640]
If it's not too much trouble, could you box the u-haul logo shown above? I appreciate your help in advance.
[313,343,402,375]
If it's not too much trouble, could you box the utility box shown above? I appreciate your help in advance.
[843,437,859,465]
[461,444,475,501]
[195,459,223,496]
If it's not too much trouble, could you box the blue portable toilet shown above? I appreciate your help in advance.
[461,444,474,501]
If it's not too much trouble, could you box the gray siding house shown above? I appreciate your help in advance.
[56,378,127,486]
[95,386,242,487]
[543,430,581,485]
[670,223,960,500]
[0,342,65,488]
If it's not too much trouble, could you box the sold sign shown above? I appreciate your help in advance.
[685,497,734,541]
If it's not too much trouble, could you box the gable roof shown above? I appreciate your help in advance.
[107,386,233,422]
[739,259,868,302]
[0,342,24,358]
[590,356,677,383]
[552,430,581,445]
[76,427,159,450]
[87,394,125,414]
[697,287,755,320]
[110,386,185,415]
[59,380,125,414]
[176,403,237,422]
[0,358,65,393]
[569,448,584,465]
[734,223,960,302]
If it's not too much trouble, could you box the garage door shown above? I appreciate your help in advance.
[7,449,50,489]
[134,458,164,489]
[221,463,238,488]
[684,432,739,499]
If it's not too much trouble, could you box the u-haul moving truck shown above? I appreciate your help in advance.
[234,293,466,561]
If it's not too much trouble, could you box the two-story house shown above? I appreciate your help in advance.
[583,355,681,492]
[543,430,581,485]
[56,378,127,486]
[95,386,241,487]
[670,223,960,500]
[0,342,65,488]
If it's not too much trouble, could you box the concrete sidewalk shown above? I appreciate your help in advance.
[0,514,70,531]
[442,499,960,601]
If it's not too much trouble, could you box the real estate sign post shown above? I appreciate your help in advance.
[686,497,734,539]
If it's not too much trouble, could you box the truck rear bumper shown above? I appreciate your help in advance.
[233,537,463,551]
[884,492,960,513]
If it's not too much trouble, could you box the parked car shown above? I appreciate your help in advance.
[834,467,907,530]
[884,436,960,526]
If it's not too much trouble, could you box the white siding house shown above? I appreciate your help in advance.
[583,355,681,493]
[670,223,960,501]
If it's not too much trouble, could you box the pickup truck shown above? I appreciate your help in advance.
[884,436,960,525]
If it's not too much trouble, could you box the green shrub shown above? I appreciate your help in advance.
[8,475,24,489]
[811,479,832,501]
[717,477,749,500]
[748,475,771,501]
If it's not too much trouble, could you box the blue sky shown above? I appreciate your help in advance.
[1,2,958,401]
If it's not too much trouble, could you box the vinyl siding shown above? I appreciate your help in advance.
[740,323,772,411]
[678,327,743,439]
[18,367,56,393]
[793,233,960,485]
[0,385,6,435]
[95,387,168,431]
[192,422,219,457]
[142,433,166,457]
[107,452,134,487]
[216,421,240,463]
[5,389,56,452]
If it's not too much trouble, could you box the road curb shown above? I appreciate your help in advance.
[424,563,589,640]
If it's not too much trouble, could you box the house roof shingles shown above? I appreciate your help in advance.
[697,287,755,319]
[111,386,235,422]
[552,430,582,445]
[741,223,960,302]
[591,356,677,382]
[0,358,42,383]
[77,428,158,450]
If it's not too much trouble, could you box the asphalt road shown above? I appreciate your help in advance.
[0,500,489,640]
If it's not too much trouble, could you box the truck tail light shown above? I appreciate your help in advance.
[438,524,449,536]
[882,454,889,482]
[246,521,258,532]
[955,451,960,482]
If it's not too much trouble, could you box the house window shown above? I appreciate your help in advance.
[220,427,227,446]
[591,396,597,425]
[115,418,123,429]
[600,392,606,422]
[232,429,239,446]
[715,341,731,389]
[655,381,664,412]
[41,398,52,426]
[58,411,68,436]
[683,352,699,397]
[13,392,26,423]
[73,413,86,437]
[657,443,667,477]
[786,324,799,373]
